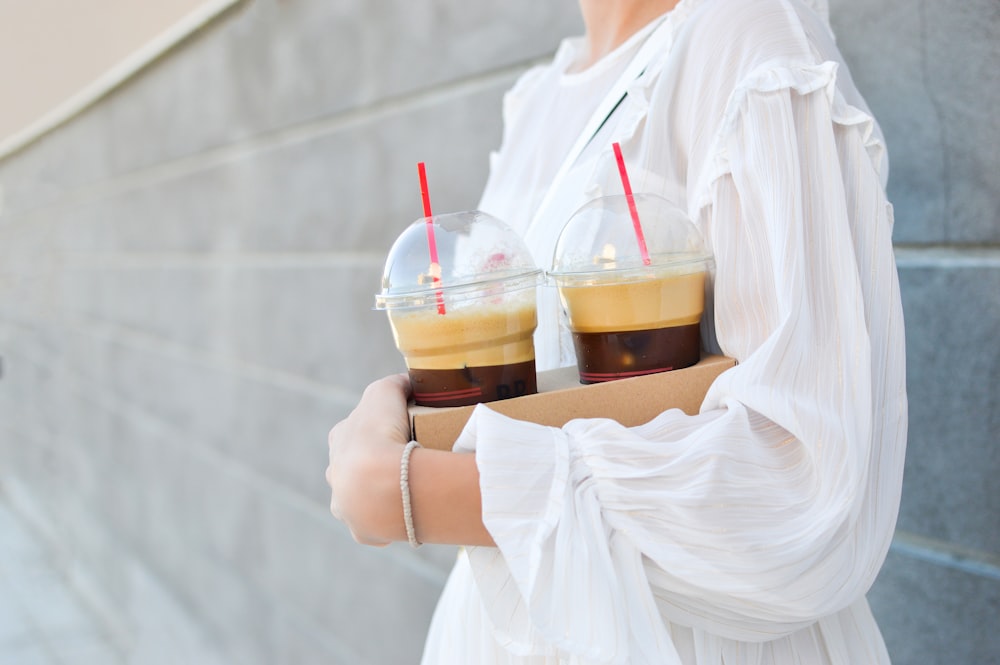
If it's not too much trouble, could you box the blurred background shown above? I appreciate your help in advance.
[0,0,997,663]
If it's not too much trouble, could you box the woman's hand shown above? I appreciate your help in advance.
[326,374,412,546]
[327,373,493,548]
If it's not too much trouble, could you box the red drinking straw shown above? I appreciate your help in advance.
[612,142,651,266]
[417,162,447,315]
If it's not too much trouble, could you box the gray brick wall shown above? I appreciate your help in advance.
[0,1,996,663]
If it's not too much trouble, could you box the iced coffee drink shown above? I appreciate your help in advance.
[549,194,713,384]
[376,211,542,407]
[559,269,705,382]
[388,295,537,406]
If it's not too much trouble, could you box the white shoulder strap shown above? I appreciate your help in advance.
[530,15,676,224]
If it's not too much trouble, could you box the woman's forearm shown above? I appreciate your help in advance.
[408,448,494,547]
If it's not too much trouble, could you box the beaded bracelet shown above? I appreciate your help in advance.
[400,440,422,548]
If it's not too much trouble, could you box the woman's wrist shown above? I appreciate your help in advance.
[408,448,494,547]
[345,440,493,547]
[343,438,408,544]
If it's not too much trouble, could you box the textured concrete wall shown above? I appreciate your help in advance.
[832,1,1000,662]
[0,1,996,664]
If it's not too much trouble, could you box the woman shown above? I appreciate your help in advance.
[326,0,908,662]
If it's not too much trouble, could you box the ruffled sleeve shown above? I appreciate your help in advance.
[452,57,907,664]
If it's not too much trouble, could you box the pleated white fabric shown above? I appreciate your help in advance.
[421,0,907,663]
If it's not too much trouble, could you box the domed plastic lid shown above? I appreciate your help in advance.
[549,194,713,286]
[375,210,542,310]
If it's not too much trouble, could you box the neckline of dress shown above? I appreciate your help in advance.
[556,0,700,85]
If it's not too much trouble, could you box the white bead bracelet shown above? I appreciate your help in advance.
[400,440,422,548]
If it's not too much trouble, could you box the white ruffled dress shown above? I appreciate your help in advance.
[421,0,907,663]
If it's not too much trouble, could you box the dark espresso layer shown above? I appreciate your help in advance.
[572,323,701,384]
[409,359,537,407]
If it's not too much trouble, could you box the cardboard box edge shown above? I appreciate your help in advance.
[410,354,736,451]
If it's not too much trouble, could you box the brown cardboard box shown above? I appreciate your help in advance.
[409,354,736,450]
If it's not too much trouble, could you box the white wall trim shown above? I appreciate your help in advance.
[0,0,245,162]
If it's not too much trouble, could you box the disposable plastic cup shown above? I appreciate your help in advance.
[375,211,542,407]
[549,194,713,384]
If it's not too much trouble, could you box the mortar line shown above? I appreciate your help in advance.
[4,345,451,589]
[890,529,1000,582]
[893,244,1000,268]
[0,429,387,665]
[0,57,550,224]
[0,307,365,406]
[0,471,145,659]
[53,250,388,270]
[1,315,447,587]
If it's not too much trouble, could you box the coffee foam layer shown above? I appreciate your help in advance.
[388,300,537,369]
[559,271,705,333]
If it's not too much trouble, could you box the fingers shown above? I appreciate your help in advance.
[362,373,412,403]
[325,373,411,543]
[352,375,412,443]
[350,529,390,548]
[392,372,412,398]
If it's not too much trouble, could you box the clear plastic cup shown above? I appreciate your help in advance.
[549,194,713,384]
[375,211,542,407]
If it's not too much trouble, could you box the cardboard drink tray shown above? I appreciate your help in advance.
[409,354,736,451]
